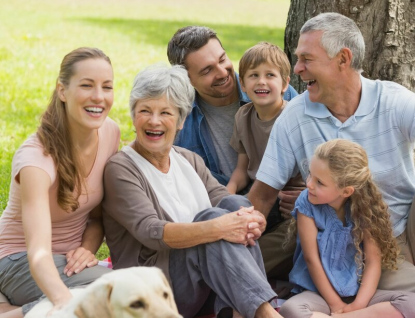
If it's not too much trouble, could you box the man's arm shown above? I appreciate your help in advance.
[248,180,280,219]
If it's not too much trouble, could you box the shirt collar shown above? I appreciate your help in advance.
[304,75,378,119]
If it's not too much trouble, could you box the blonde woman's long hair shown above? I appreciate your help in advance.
[287,139,399,272]
[37,47,111,212]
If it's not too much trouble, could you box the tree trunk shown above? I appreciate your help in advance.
[285,0,415,93]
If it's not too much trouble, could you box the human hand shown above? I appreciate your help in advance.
[219,208,265,246]
[278,190,302,219]
[237,206,266,232]
[329,301,347,315]
[340,301,365,313]
[47,291,72,317]
[64,247,98,277]
[237,206,266,245]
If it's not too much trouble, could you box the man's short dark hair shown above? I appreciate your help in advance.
[167,26,222,67]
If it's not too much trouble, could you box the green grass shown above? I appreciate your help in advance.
[0,0,291,259]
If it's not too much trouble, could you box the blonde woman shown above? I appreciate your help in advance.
[0,47,120,317]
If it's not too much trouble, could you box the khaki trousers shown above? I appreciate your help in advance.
[258,218,296,280]
[378,197,415,292]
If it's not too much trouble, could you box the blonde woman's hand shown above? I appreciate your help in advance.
[46,290,72,317]
[64,247,98,277]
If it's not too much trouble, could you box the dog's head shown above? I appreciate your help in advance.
[75,267,182,318]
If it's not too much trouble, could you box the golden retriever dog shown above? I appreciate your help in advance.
[26,267,182,318]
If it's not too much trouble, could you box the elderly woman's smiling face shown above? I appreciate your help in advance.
[133,95,183,157]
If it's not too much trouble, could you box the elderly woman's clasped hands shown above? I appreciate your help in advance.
[226,205,266,246]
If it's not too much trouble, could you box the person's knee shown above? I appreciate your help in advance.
[390,292,415,316]
[217,195,251,211]
[193,208,227,222]
[279,302,311,318]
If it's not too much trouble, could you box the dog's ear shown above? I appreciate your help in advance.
[74,280,114,318]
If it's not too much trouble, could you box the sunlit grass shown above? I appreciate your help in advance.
[0,0,290,258]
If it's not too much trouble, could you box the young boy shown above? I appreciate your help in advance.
[227,42,304,206]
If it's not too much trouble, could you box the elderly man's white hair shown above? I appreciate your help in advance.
[301,12,365,73]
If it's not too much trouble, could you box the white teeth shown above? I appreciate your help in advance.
[146,131,163,135]
[255,90,269,93]
[85,107,103,113]
[214,77,228,86]
[305,80,316,85]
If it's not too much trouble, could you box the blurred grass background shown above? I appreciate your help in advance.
[0,0,291,259]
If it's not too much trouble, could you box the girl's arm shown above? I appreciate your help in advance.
[20,167,72,309]
[297,212,346,313]
[342,231,381,313]
[64,205,103,277]
[226,153,250,194]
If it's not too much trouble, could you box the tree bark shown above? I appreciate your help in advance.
[285,0,415,93]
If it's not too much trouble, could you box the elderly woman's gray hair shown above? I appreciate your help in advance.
[129,64,195,125]
[301,12,365,72]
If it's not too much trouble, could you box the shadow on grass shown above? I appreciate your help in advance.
[72,17,285,60]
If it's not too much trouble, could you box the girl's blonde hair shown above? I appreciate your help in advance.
[37,47,112,212]
[287,139,399,272]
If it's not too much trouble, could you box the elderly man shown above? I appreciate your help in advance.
[249,12,415,291]
[167,26,298,186]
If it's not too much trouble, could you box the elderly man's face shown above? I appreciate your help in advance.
[185,39,237,106]
[294,31,342,106]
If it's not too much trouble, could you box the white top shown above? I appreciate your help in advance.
[122,146,212,223]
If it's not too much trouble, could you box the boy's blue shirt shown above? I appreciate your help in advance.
[174,73,298,185]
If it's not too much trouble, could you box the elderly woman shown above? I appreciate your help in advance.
[102,65,282,318]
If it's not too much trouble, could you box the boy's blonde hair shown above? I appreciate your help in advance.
[238,42,291,88]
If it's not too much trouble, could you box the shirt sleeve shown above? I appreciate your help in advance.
[12,135,56,184]
[393,86,415,141]
[256,113,298,190]
[292,189,314,220]
[229,110,246,154]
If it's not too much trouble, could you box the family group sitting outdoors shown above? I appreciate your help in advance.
[1,12,415,318]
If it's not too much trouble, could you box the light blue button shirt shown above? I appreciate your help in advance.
[290,190,360,297]
[257,76,415,237]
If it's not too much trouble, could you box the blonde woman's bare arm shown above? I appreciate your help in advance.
[20,167,72,311]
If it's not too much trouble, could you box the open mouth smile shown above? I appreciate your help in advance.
[254,89,270,95]
[85,106,104,114]
[145,130,164,137]
[213,75,230,87]
[304,80,316,87]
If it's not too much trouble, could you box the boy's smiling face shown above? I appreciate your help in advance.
[240,61,289,113]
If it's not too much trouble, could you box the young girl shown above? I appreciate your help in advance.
[279,139,415,318]
[0,47,120,318]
